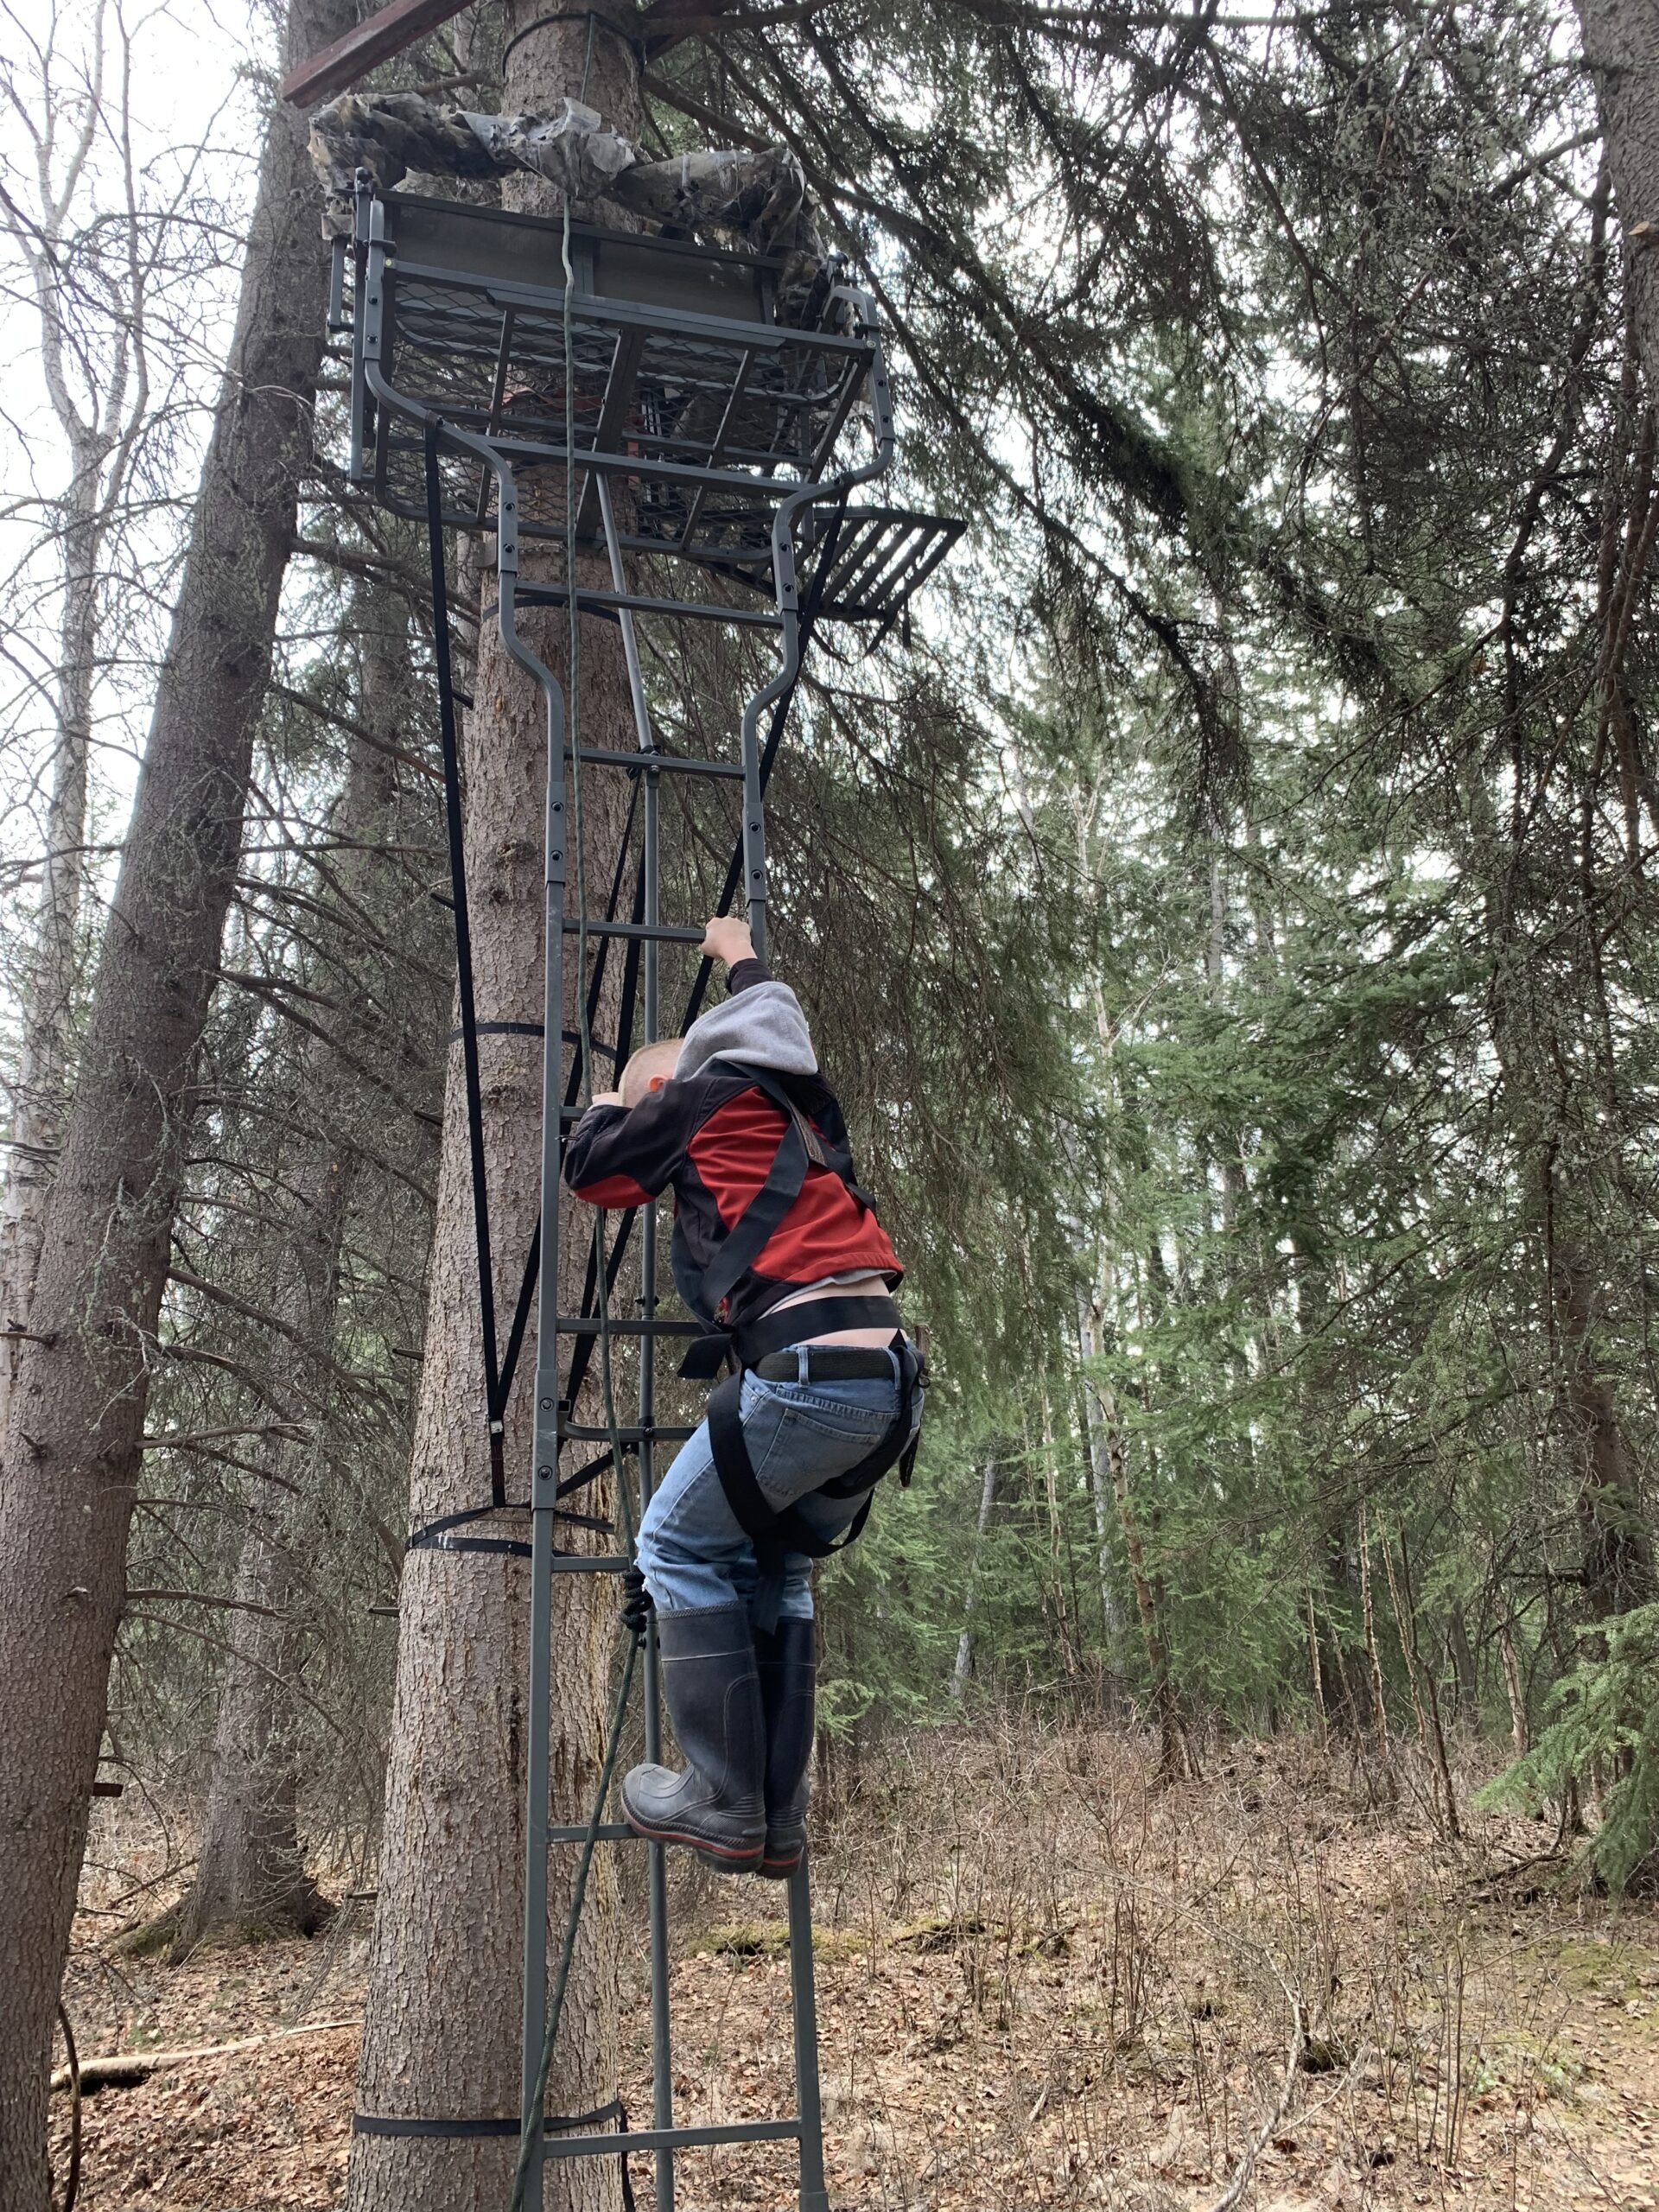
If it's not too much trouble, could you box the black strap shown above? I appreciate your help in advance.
[353,2098,626,2137]
[405,1502,613,1554]
[556,1444,632,1500]
[738,1295,902,1363]
[671,1063,875,1361]
[447,1020,547,1043]
[353,2100,638,2207]
[681,1294,902,1383]
[706,1333,921,1570]
[696,1111,809,1316]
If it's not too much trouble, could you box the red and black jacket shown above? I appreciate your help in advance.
[563,960,902,1338]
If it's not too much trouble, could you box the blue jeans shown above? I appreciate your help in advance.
[636,1349,922,1623]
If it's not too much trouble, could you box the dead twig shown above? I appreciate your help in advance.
[1201,1972,1304,2212]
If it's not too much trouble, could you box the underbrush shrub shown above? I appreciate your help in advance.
[1479,1601,1659,1895]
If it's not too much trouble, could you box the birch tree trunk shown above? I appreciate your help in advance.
[0,0,353,2194]
[0,10,156,1427]
[171,588,415,1956]
[346,16,646,2206]
[950,1456,999,1701]
[0,489,95,1433]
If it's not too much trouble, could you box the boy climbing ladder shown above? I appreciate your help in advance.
[565,915,925,1876]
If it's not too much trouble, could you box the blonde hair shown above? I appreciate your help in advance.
[619,1037,683,1107]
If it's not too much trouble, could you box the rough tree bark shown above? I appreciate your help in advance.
[346,15,648,2206]
[1124,1248,1194,1782]
[0,0,353,2194]
[170,587,416,1957]
[1578,0,1659,404]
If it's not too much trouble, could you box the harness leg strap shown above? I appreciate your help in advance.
[705,1339,922,1626]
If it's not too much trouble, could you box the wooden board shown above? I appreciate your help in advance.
[280,0,474,109]
[280,0,731,111]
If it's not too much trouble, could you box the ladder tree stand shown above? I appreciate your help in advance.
[336,177,958,2211]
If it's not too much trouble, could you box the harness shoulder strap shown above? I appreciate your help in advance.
[674,1063,872,1332]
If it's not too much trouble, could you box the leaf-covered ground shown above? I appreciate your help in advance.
[57,1729,1659,2210]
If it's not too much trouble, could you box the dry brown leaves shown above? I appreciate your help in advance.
[59,1727,1659,2211]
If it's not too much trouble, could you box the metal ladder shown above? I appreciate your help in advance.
[338,178,958,2211]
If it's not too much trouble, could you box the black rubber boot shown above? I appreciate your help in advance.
[754,1617,817,1879]
[622,1605,766,1873]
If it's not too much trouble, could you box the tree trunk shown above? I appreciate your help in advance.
[0,486,97,1433]
[171,588,412,1957]
[1,46,151,1433]
[1075,1281,1125,1639]
[1357,1503,1393,1776]
[1104,1269,1188,1781]
[1577,0,1659,405]
[0,0,353,2194]
[1445,1605,1479,1729]
[1038,1381,1082,1684]
[1306,1591,1329,1747]
[346,16,645,2207]
[950,1456,998,1701]
[1499,1622,1529,1755]
[1548,1206,1655,1620]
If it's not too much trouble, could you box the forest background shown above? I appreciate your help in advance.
[3,0,1659,2203]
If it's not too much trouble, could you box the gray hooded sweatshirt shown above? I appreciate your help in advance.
[673,975,818,1083]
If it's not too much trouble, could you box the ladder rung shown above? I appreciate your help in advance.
[519,582,784,629]
[548,1554,630,1573]
[548,1821,635,1842]
[561,1422,696,1444]
[562,919,707,944]
[556,1318,703,1337]
[568,745,743,780]
[543,2120,802,2160]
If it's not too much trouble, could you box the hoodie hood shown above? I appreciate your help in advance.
[674,980,817,1084]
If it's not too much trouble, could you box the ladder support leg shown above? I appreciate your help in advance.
[789,1856,831,2212]
[503,451,569,2207]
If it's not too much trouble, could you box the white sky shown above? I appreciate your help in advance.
[1,0,270,893]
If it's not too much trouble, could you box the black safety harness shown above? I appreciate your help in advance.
[669,1062,925,1581]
